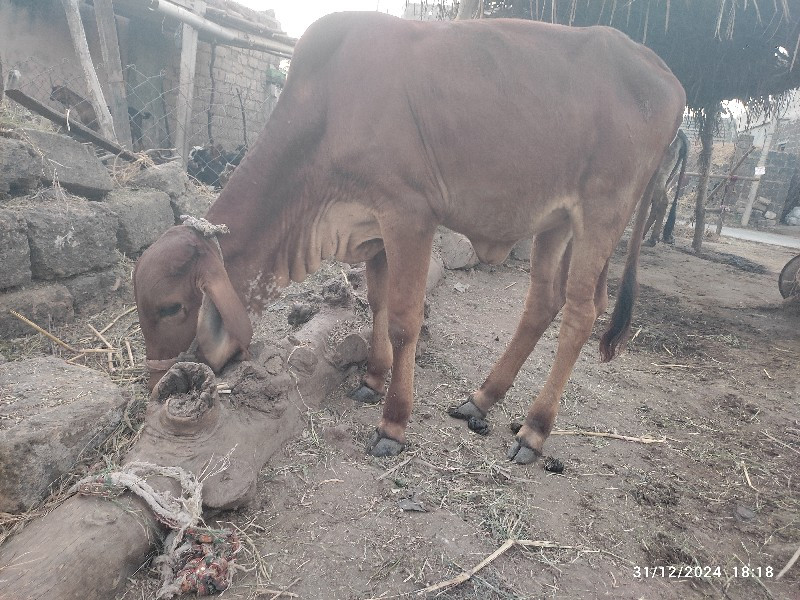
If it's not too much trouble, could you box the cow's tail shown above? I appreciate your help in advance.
[598,162,661,362]
[662,129,689,242]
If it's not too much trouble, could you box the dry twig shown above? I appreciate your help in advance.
[416,539,593,595]
[8,310,77,352]
[776,544,800,580]
[550,429,666,444]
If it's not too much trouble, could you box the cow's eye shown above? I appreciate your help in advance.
[158,303,182,318]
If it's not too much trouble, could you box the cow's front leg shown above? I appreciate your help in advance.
[366,225,435,457]
[349,251,390,405]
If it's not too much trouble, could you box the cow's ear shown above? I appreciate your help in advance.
[195,248,253,357]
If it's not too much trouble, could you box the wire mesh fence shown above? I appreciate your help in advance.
[4,51,281,187]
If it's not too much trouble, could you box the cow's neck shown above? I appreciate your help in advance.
[204,134,321,313]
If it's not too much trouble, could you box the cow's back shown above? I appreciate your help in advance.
[286,13,684,246]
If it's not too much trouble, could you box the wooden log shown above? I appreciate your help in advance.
[148,0,294,58]
[0,493,165,600]
[4,89,138,161]
[0,307,354,600]
[93,0,133,149]
[60,0,117,141]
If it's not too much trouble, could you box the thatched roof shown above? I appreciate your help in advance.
[446,1,800,112]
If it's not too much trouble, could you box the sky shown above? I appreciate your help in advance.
[234,1,408,38]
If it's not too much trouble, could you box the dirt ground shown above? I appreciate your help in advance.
[4,225,799,599]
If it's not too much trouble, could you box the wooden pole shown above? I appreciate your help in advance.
[456,0,481,19]
[93,0,133,149]
[710,145,756,235]
[5,89,139,161]
[692,103,719,252]
[174,1,203,168]
[741,113,779,225]
[147,0,294,58]
[60,0,117,142]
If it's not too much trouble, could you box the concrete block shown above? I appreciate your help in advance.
[0,284,74,338]
[105,189,174,255]
[511,237,533,261]
[130,161,189,199]
[0,357,126,512]
[0,136,41,198]
[171,190,215,220]
[22,129,113,199]
[426,253,444,293]
[23,197,118,279]
[0,209,31,290]
[63,269,122,314]
[436,229,479,270]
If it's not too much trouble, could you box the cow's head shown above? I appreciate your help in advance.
[134,225,253,390]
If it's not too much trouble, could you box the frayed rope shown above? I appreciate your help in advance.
[181,215,229,238]
[71,461,241,598]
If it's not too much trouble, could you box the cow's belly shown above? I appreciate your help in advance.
[314,201,384,265]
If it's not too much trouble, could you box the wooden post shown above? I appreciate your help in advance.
[456,0,482,19]
[174,1,204,168]
[60,0,117,142]
[93,0,133,149]
[741,113,779,226]
[692,103,719,252]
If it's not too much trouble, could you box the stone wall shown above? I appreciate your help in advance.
[0,129,208,339]
[725,134,799,227]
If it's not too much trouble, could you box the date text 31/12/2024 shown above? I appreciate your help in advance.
[633,565,774,579]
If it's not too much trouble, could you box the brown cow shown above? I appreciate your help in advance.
[134,12,686,463]
[643,129,689,246]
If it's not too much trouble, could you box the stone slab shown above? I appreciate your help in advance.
[436,229,479,270]
[0,284,74,338]
[0,357,126,512]
[130,161,189,199]
[105,189,174,254]
[23,197,118,279]
[22,129,113,199]
[171,190,215,221]
[0,135,41,198]
[0,208,31,289]
[63,268,122,314]
[511,237,533,261]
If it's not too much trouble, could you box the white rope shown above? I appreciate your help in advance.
[71,461,205,599]
[180,215,229,238]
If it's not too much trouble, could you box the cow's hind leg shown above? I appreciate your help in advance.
[644,189,668,247]
[508,239,613,464]
[450,222,572,433]
[349,251,391,404]
[365,225,436,457]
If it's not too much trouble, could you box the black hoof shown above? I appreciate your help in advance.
[366,429,405,457]
[643,238,657,247]
[507,439,542,465]
[467,416,490,436]
[448,398,486,421]
[664,236,675,245]
[509,421,523,434]
[349,384,382,405]
[449,399,490,435]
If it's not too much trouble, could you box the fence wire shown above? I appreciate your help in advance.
[4,53,280,187]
